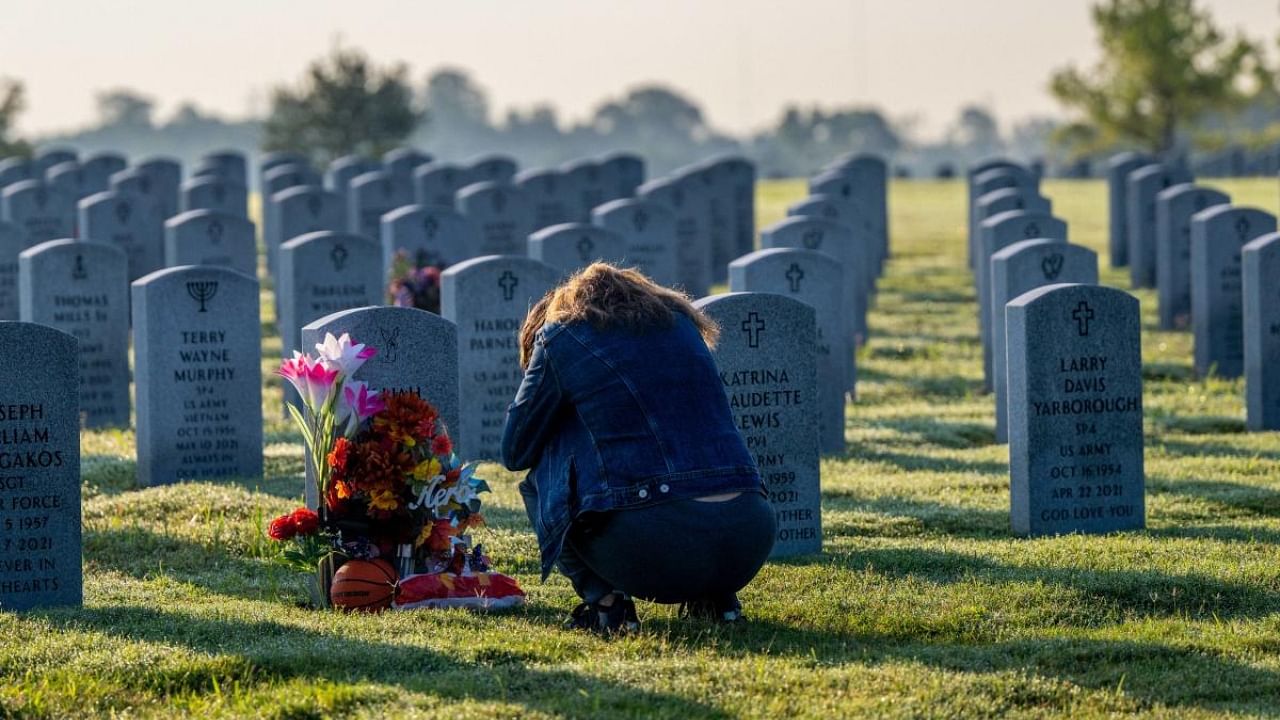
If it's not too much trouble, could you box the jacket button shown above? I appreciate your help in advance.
[638,489,648,499]
[659,484,670,493]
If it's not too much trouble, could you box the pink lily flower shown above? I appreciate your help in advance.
[338,380,385,435]
[278,352,339,412]
[315,333,377,377]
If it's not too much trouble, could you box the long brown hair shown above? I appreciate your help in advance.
[519,263,719,368]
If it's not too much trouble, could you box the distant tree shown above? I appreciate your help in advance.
[96,89,155,128]
[947,105,1002,156]
[1050,0,1258,153]
[423,68,491,131]
[263,46,421,165]
[0,78,30,157]
[592,86,707,140]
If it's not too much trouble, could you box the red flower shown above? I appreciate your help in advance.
[267,514,297,541]
[431,433,452,457]
[290,508,320,535]
[327,437,351,475]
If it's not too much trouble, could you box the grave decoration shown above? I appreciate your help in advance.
[388,249,447,314]
[270,332,524,611]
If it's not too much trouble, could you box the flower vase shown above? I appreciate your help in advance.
[313,552,343,608]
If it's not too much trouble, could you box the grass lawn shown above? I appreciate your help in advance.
[4,178,1280,719]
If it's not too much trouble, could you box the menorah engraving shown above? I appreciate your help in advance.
[186,281,219,312]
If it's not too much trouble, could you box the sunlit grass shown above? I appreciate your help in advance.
[6,178,1280,718]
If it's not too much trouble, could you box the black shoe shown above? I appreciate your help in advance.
[679,594,743,623]
[564,594,640,635]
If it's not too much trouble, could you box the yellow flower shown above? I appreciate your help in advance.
[369,488,400,512]
[413,458,442,481]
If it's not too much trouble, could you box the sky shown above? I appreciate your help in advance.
[3,0,1276,141]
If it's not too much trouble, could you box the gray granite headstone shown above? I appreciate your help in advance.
[278,232,382,382]
[1243,233,1280,431]
[326,155,379,196]
[79,153,127,197]
[45,162,86,202]
[597,152,645,201]
[694,292,820,556]
[591,197,678,287]
[1155,184,1230,330]
[181,176,248,218]
[136,158,182,221]
[1106,152,1154,268]
[301,305,459,506]
[689,162,734,284]
[0,321,81,610]
[638,176,711,297]
[789,193,880,296]
[18,240,130,428]
[515,168,573,232]
[34,148,77,176]
[271,185,347,276]
[383,147,433,188]
[1,180,76,249]
[1126,163,1191,289]
[0,221,19,320]
[262,164,323,274]
[164,210,256,277]
[990,240,1099,443]
[132,265,263,486]
[258,152,308,197]
[528,222,626,278]
[349,170,414,243]
[1191,206,1277,379]
[1007,283,1144,536]
[381,204,477,280]
[456,181,533,257]
[440,255,558,460]
[967,166,1037,271]
[79,190,165,281]
[465,154,518,185]
[977,210,1068,392]
[730,248,848,452]
[819,156,887,266]
[560,159,607,223]
[718,156,757,260]
[196,150,248,187]
[414,162,468,209]
[975,188,1051,229]
[0,158,32,190]
[760,216,865,344]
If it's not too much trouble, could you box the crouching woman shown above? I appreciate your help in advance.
[502,263,775,633]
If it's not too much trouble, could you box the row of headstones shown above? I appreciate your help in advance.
[258,149,761,300]
[0,149,259,324]
[0,266,1148,612]
[966,161,1146,537]
[1107,152,1280,429]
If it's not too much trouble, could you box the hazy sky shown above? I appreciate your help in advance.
[4,0,1276,140]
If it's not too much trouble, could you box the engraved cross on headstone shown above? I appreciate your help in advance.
[577,235,596,263]
[785,263,805,293]
[742,312,765,348]
[498,271,519,302]
[1072,301,1095,336]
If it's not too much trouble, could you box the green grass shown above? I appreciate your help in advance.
[7,179,1280,719]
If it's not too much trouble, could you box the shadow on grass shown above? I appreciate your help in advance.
[1148,476,1280,517]
[1154,438,1280,463]
[1150,415,1247,435]
[773,546,1280,623]
[845,444,1006,476]
[33,605,730,719]
[657,617,1280,714]
[822,492,1009,539]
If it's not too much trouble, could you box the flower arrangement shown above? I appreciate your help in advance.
[388,250,446,314]
[268,332,523,610]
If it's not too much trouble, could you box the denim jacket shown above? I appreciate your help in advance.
[502,314,765,579]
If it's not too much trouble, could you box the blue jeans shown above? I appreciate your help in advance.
[553,493,776,605]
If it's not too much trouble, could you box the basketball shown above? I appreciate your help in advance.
[330,559,398,612]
